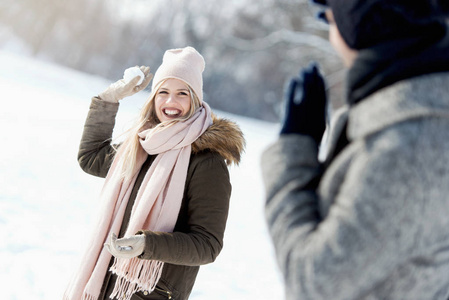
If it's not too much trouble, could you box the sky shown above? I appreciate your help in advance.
[0,49,285,299]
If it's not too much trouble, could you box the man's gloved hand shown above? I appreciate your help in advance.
[98,66,153,103]
[104,232,145,259]
[280,62,327,145]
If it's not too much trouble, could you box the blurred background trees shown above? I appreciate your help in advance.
[0,0,345,121]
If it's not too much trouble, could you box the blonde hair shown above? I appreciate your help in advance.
[114,79,202,181]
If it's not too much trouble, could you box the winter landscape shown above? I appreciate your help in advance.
[0,50,284,299]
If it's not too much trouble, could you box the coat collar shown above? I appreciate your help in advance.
[191,114,245,165]
[347,72,449,141]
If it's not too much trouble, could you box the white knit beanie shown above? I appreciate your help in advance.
[152,46,205,103]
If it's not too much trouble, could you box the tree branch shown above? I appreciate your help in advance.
[222,29,336,54]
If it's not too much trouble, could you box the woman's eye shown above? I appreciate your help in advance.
[179,92,189,96]
[158,91,168,94]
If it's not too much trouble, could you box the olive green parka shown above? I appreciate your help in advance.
[78,98,245,300]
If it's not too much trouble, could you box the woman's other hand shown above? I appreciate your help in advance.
[104,232,145,259]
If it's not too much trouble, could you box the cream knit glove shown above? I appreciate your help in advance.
[98,66,153,103]
[104,233,145,259]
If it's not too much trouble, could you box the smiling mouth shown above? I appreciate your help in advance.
[163,108,182,118]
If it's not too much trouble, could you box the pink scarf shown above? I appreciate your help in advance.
[64,103,212,300]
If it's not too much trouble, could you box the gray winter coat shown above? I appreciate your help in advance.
[262,72,449,300]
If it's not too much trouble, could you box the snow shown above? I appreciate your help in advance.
[0,50,284,300]
[123,67,144,85]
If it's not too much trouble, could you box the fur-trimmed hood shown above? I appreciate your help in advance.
[192,114,245,166]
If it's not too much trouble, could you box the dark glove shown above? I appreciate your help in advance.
[280,62,327,145]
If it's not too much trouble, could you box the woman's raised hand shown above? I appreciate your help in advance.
[98,66,153,103]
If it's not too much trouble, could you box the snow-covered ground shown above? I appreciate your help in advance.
[0,50,284,299]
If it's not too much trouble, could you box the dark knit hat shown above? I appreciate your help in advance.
[311,0,449,49]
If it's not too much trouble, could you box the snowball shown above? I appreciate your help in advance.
[123,67,144,85]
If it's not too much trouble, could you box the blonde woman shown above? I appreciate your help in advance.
[64,47,245,300]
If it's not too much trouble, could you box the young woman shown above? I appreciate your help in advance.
[64,47,245,300]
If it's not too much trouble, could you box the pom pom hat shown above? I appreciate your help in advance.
[152,46,206,103]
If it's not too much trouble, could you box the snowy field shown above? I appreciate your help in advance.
[0,50,284,299]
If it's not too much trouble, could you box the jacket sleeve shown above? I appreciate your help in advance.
[78,97,119,178]
[138,152,231,266]
[261,133,432,299]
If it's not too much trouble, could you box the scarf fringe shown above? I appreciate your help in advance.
[109,257,164,300]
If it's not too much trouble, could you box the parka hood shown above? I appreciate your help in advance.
[192,114,245,166]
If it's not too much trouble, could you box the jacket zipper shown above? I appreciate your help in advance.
[155,286,173,299]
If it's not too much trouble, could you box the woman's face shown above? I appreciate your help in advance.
[154,78,192,123]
